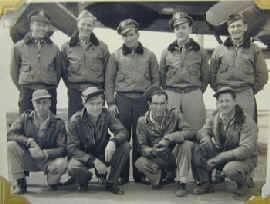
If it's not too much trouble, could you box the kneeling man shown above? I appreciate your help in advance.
[67,87,130,194]
[135,88,196,197]
[7,89,67,194]
[192,87,257,197]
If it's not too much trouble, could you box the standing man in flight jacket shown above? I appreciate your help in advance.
[105,19,160,184]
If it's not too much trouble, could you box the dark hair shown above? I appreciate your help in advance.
[149,90,168,102]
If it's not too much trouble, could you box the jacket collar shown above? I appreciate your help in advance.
[23,32,53,45]
[145,108,176,131]
[168,38,200,52]
[122,41,144,56]
[212,104,245,131]
[80,107,107,123]
[69,31,99,47]
[28,110,57,124]
[223,34,251,48]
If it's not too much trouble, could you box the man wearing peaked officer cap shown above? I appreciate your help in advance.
[7,89,67,194]
[67,86,130,194]
[117,18,139,35]
[160,11,209,132]
[61,9,110,119]
[168,11,193,30]
[10,9,62,114]
[105,18,160,184]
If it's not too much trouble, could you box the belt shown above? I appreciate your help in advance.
[166,86,199,94]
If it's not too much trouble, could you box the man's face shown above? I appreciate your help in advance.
[216,93,236,115]
[32,98,51,115]
[122,29,139,47]
[174,22,192,43]
[150,94,168,118]
[30,21,49,39]
[77,18,95,38]
[227,19,247,41]
[84,95,104,118]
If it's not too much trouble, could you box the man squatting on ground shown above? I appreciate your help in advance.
[67,87,130,194]
[192,87,258,198]
[135,87,196,197]
[7,89,67,194]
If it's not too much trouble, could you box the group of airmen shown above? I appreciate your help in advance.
[7,8,268,198]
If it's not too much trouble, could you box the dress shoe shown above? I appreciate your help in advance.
[193,183,214,195]
[175,182,188,197]
[13,178,27,194]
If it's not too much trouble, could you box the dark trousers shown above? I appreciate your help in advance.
[18,86,57,114]
[115,93,148,182]
[67,88,84,119]
[192,142,256,186]
[68,142,130,185]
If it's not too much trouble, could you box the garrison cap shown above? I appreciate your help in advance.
[117,18,139,35]
[81,86,104,102]
[29,10,50,24]
[169,11,193,30]
[213,87,236,99]
[32,89,52,101]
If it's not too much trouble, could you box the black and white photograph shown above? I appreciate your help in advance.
[0,1,269,203]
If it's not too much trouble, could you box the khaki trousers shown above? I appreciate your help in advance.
[166,89,206,131]
[7,141,67,185]
[135,141,194,184]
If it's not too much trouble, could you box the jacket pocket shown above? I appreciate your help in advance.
[218,63,228,74]
[144,68,151,80]
[21,64,31,72]
[68,62,81,74]
[166,66,177,79]
[116,72,126,82]
[188,63,200,76]
[239,54,254,74]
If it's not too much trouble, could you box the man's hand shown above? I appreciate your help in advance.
[105,141,116,162]
[155,138,170,151]
[94,159,107,175]
[200,136,212,149]
[27,138,38,148]
[29,146,46,160]
[108,104,119,117]
[206,157,218,171]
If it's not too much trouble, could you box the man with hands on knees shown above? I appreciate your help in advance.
[67,86,130,194]
[7,89,67,194]
[135,87,196,197]
[192,87,258,198]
